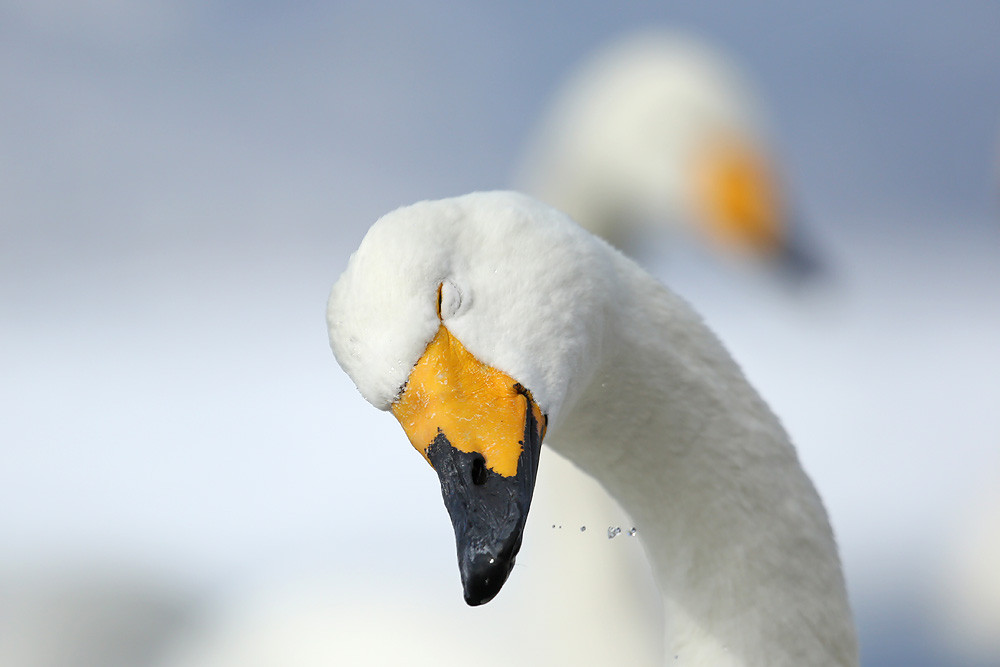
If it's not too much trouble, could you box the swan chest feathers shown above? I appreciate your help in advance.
[327,191,857,666]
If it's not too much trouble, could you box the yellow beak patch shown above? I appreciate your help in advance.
[692,136,785,256]
[391,325,545,478]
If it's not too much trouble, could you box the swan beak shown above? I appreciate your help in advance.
[693,136,787,256]
[692,136,825,280]
[391,325,547,605]
[776,220,824,280]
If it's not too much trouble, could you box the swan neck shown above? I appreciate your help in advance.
[551,255,858,666]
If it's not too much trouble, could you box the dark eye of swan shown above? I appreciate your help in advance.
[439,279,463,319]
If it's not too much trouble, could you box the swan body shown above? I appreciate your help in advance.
[327,191,856,665]
[518,31,813,271]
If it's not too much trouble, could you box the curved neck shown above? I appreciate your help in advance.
[550,255,857,666]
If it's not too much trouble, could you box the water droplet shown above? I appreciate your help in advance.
[628,527,637,536]
[489,558,495,564]
[580,525,586,532]
[607,526,621,539]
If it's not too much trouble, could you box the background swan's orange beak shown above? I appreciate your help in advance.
[693,136,822,278]
[693,136,785,254]
[391,325,546,605]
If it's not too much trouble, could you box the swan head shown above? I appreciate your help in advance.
[520,31,821,275]
[327,191,611,604]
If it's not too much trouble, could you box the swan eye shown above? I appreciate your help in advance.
[438,280,464,320]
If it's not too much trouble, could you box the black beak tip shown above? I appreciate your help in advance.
[426,394,546,606]
[461,552,517,606]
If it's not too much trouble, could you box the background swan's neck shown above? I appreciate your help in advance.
[549,255,857,666]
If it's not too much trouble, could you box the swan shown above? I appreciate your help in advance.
[326,191,856,665]
[517,30,817,273]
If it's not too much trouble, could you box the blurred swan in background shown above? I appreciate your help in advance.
[517,30,819,276]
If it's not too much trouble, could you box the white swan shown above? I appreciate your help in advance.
[517,31,816,273]
[327,191,856,665]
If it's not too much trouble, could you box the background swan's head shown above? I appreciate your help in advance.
[518,31,810,269]
[327,191,611,428]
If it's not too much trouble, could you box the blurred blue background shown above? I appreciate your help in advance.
[2,2,999,665]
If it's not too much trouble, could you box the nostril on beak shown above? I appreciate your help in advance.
[470,454,488,486]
